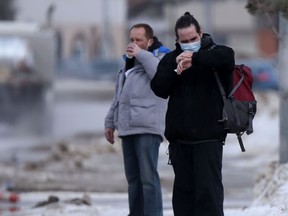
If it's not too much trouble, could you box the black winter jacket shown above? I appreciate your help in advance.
[151,34,235,144]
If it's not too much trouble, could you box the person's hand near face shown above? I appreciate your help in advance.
[126,43,141,58]
[125,27,153,58]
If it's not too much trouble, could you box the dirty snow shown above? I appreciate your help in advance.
[1,90,288,216]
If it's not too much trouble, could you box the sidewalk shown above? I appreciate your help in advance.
[1,157,288,216]
[4,167,288,216]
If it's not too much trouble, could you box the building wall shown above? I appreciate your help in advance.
[163,0,277,58]
[15,0,126,25]
[15,0,127,60]
[14,0,277,59]
[256,29,278,58]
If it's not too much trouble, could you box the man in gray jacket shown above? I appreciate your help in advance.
[104,23,170,216]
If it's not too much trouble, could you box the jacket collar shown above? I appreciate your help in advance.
[148,36,163,52]
[201,33,215,49]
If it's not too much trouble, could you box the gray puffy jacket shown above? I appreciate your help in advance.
[105,49,167,138]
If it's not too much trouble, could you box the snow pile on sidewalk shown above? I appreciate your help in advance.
[5,163,288,216]
[225,162,288,216]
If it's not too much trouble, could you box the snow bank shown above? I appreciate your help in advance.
[225,162,288,216]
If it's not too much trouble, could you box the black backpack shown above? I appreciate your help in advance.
[214,64,257,152]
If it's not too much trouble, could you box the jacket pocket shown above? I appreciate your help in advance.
[130,98,155,127]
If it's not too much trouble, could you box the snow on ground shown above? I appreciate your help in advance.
[8,160,288,216]
[2,90,288,216]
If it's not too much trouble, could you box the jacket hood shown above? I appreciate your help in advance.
[148,36,163,52]
[201,33,215,49]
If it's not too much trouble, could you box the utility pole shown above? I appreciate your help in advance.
[245,0,288,163]
[204,0,213,35]
[46,4,55,28]
[278,14,288,163]
[101,0,110,59]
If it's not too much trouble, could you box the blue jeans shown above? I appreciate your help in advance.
[122,134,163,216]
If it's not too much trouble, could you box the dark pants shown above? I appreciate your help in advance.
[169,141,224,216]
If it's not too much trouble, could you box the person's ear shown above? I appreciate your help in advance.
[176,38,179,43]
[148,38,153,47]
[199,31,203,38]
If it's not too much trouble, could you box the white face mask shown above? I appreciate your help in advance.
[180,40,201,52]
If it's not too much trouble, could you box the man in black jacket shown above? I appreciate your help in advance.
[151,12,235,216]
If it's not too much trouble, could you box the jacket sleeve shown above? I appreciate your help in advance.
[150,52,178,99]
[105,97,116,129]
[104,72,121,129]
[192,45,235,74]
[135,49,160,79]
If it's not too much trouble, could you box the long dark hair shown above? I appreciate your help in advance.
[174,12,201,39]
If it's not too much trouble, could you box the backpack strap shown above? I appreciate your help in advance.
[214,64,245,99]
[237,132,246,152]
[246,103,254,135]
[214,72,242,127]
[214,71,245,152]
[228,64,245,98]
[213,72,227,100]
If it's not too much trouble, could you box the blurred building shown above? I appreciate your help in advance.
[127,0,278,59]
[13,0,278,61]
[14,0,127,61]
